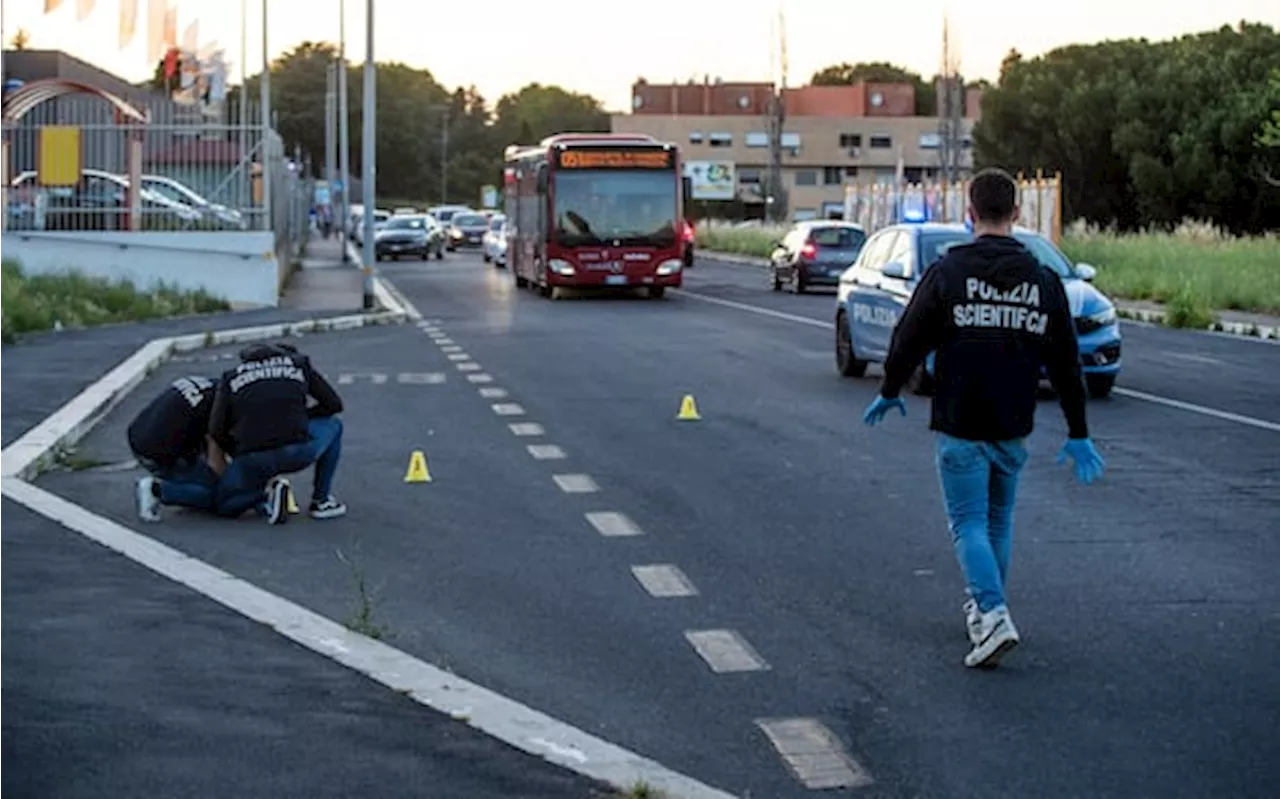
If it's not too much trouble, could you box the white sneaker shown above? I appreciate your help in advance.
[309,495,347,520]
[136,476,161,523]
[263,477,292,525]
[964,606,1020,668]
[963,598,982,645]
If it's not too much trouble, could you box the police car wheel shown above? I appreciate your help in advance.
[1085,373,1115,399]
[835,314,868,377]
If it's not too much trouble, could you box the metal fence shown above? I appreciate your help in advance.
[843,174,1064,243]
[2,90,312,263]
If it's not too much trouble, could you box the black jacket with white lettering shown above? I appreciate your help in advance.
[880,234,1089,441]
[127,375,217,467]
[207,347,344,455]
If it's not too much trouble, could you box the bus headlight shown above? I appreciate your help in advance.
[548,259,575,275]
[655,259,683,276]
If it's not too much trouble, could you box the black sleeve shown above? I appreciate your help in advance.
[1041,273,1089,439]
[302,357,344,418]
[207,374,234,451]
[880,265,946,399]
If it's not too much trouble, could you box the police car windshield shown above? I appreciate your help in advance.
[919,231,1075,279]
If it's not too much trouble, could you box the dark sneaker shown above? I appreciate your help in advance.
[263,477,292,525]
[309,495,347,520]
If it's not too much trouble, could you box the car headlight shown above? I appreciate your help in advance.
[1075,306,1117,334]
[450,229,463,238]
[655,259,683,276]
[548,259,575,276]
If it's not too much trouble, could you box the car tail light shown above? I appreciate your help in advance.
[800,243,817,258]
[682,220,695,241]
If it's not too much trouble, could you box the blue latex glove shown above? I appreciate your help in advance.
[862,395,907,426]
[1057,438,1105,484]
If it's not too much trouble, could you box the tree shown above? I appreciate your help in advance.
[1255,69,1280,186]
[490,83,609,148]
[9,28,31,50]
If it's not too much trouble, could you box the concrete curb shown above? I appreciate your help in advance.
[0,277,417,482]
[697,248,1280,341]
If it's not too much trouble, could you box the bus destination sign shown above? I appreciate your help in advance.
[557,149,673,170]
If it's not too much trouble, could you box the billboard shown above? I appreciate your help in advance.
[684,161,735,201]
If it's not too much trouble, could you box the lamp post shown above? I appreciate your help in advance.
[338,0,352,260]
[259,0,271,233]
[359,0,376,310]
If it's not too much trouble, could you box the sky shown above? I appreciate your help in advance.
[3,0,1278,112]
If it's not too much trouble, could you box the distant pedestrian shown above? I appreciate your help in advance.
[862,167,1106,668]
[208,342,347,524]
[129,375,223,523]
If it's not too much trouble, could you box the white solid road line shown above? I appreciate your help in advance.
[491,403,526,416]
[631,564,699,597]
[0,480,736,799]
[508,422,545,436]
[553,473,600,493]
[585,511,644,537]
[755,717,875,790]
[684,629,770,673]
[479,387,508,399]
[527,444,567,460]
[1112,387,1280,433]
[467,373,494,383]
[677,288,1280,433]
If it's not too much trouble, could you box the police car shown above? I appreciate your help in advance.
[834,222,1122,398]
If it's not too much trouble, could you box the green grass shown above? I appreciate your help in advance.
[1,260,231,343]
[694,220,1280,318]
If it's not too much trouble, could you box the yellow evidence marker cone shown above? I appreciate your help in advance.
[286,491,300,514]
[404,450,433,483]
[677,394,701,421]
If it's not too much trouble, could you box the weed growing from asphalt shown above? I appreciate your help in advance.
[335,547,389,640]
[52,446,108,472]
[621,782,668,799]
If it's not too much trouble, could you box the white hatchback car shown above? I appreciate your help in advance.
[481,214,508,267]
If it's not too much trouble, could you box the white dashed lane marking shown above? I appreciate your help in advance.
[440,345,463,353]
[397,372,447,384]
[585,511,644,537]
[479,387,508,398]
[684,630,770,673]
[631,564,698,597]
[467,373,494,383]
[457,362,482,372]
[527,444,566,460]
[553,474,599,493]
[755,717,875,790]
[447,353,471,361]
[492,403,526,416]
[509,423,545,436]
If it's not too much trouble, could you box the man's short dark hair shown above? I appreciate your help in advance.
[968,168,1018,223]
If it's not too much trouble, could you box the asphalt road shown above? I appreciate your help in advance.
[33,252,1280,798]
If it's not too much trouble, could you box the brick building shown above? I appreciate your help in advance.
[615,77,984,220]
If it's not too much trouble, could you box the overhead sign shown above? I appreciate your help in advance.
[557,149,673,170]
[684,160,735,201]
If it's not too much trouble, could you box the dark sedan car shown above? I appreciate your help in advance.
[768,221,867,293]
[447,212,489,251]
[375,214,443,260]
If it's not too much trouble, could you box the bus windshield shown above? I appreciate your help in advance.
[551,170,677,247]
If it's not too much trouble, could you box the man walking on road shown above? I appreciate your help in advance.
[862,168,1106,668]
[129,375,223,522]
[208,343,348,524]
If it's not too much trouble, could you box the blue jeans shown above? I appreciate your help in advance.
[934,433,1029,613]
[139,454,218,512]
[213,416,344,517]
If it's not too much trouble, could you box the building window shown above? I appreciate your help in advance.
[689,132,704,144]
[918,133,941,150]
[822,167,844,185]
[780,132,801,149]
[869,135,892,149]
[744,131,769,148]
[794,170,817,186]
[838,133,862,148]
[845,166,859,178]
[738,168,762,184]
[709,132,732,147]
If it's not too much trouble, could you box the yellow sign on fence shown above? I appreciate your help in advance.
[37,126,82,187]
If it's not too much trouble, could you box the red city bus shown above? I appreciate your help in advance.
[503,133,686,299]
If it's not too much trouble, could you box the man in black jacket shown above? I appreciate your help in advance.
[862,168,1106,669]
[128,374,223,522]
[208,342,347,524]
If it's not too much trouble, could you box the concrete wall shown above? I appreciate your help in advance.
[3,230,280,307]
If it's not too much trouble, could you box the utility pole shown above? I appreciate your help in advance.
[338,0,352,261]
[937,15,964,187]
[437,104,451,204]
[765,4,788,224]
[359,0,376,310]
[325,61,336,192]
[238,0,248,217]
[259,0,271,233]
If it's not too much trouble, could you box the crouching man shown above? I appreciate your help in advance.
[208,343,347,524]
[129,375,224,522]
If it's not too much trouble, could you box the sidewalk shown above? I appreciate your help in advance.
[1,498,609,799]
[279,231,364,312]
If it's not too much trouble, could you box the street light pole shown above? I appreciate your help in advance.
[440,106,449,204]
[259,0,271,233]
[359,0,376,310]
[338,0,352,261]
[325,62,336,191]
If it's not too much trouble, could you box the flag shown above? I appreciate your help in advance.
[75,0,95,21]
[182,20,197,53]
[118,0,138,49]
[43,0,65,13]
[146,0,167,62]
[163,4,177,49]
